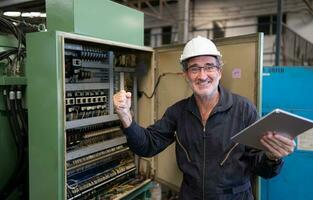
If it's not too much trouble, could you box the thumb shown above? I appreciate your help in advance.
[125,92,132,109]
[126,92,132,99]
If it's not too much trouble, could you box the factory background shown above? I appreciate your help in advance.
[0,0,312,200]
[140,0,313,67]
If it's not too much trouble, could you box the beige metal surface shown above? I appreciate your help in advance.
[137,54,155,127]
[136,53,156,179]
[154,46,189,191]
[152,33,263,191]
[215,34,263,108]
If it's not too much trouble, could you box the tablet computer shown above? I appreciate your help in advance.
[231,109,313,150]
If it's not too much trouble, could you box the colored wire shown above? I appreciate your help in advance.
[142,72,183,99]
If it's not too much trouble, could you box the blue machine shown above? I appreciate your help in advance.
[261,66,313,200]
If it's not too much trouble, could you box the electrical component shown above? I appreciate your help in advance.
[63,39,146,200]
[64,43,112,83]
[115,54,136,67]
[66,120,122,150]
[65,89,109,121]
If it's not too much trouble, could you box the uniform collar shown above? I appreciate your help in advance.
[186,85,233,117]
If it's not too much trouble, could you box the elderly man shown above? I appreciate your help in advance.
[113,36,295,200]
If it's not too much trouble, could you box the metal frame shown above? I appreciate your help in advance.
[119,0,177,21]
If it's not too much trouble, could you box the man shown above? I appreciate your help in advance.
[113,36,295,200]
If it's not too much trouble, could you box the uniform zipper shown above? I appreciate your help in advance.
[220,143,239,166]
[201,111,216,200]
[175,133,191,162]
[202,126,206,200]
[189,110,215,200]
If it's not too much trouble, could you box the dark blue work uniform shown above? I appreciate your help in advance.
[123,86,283,200]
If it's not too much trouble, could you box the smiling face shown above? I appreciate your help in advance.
[184,55,222,100]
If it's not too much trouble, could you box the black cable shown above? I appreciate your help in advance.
[0,49,18,60]
[0,15,28,199]
[0,88,23,199]
[0,45,17,48]
[15,90,29,200]
[2,88,21,148]
[0,19,21,51]
[11,86,28,199]
[141,72,183,99]
[16,88,28,137]
[14,88,28,133]
[0,87,27,199]
[0,14,26,66]
[0,15,26,46]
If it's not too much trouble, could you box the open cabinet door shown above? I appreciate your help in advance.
[153,33,263,194]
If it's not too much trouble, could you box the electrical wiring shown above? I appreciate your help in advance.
[0,19,22,54]
[0,88,23,198]
[0,86,28,199]
[1,15,25,42]
[0,45,17,48]
[0,49,25,68]
[0,14,27,75]
[3,88,22,151]
[10,88,28,199]
[0,49,18,60]
[141,72,183,99]
[16,88,28,137]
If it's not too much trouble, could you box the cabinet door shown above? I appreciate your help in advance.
[153,33,263,192]
[261,66,313,200]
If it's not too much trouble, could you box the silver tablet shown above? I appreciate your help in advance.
[231,109,313,150]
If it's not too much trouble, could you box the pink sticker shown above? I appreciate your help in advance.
[232,68,241,79]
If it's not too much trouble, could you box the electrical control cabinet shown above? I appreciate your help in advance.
[27,31,154,200]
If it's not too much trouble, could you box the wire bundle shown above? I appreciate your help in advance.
[0,14,26,75]
[0,14,28,199]
[0,86,28,199]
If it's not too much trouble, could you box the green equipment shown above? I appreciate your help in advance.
[0,29,27,200]
[1,0,154,199]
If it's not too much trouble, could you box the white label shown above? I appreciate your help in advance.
[232,68,241,79]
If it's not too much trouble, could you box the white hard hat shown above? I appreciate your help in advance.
[180,36,222,63]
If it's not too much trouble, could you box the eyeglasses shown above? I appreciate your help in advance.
[187,65,220,74]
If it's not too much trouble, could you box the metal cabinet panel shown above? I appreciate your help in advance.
[261,66,313,200]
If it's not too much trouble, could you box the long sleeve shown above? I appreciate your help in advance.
[122,106,177,157]
[246,147,283,178]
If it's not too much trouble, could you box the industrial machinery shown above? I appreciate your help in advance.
[27,31,153,200]
[0,16,28,199]
[64,38,146,199]
[1,0,155,199]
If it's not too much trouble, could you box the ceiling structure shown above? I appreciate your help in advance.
[1,0,312,20]
[0,0,177,16]
[0,0,179,28]
[0,0,45,12]
[0,0,312,33]
[114,0,178,20]
[0,0,45,32]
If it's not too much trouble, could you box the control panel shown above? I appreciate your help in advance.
[63,38,148,199]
